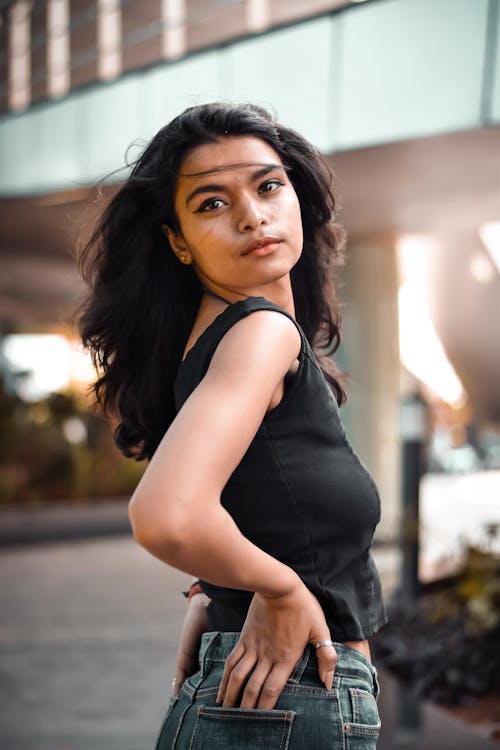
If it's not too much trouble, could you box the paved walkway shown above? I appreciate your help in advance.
[0,510,498,749]
[0,500,131,547]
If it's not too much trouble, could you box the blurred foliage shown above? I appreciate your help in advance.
[429,542,500,634]
[0,377,144,506]
[373,535,500,705]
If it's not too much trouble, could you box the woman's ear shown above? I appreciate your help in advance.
[161,224,192,265]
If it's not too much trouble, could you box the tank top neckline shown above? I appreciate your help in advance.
[178,295,270,372]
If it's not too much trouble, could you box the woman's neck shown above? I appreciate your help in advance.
[200,285,296,318]
[201,288,233,306]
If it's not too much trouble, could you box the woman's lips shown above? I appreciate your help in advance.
[243,238,282,256]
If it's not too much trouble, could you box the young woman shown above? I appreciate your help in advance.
[79,102,388,749]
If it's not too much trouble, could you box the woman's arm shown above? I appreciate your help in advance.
[128,309,302,596]
[173,591,210,695]
[129,309,336,707]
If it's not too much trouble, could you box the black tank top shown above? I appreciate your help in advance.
[174,296,388,641]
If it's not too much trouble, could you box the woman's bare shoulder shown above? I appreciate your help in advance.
[206,307,302,380]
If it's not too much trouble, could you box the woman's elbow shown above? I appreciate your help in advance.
[128,495,188,555]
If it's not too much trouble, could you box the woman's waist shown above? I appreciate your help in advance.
[197,631,377,686]
[203,589,381,648]
[342,639,371,664]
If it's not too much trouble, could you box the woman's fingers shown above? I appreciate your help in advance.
[223,658,295,710]
[216,642,246,704]
[238,662,274,709]
[255,662,294,710]
[314,643,337,690]
[221,650,258,707]
[217,645,336,708]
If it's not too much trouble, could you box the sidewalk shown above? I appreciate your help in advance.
[0,498,131,546]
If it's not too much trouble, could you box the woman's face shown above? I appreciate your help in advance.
[167,136,303,297]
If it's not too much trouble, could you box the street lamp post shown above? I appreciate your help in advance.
[398,391,427,605]
[391,390,428,744]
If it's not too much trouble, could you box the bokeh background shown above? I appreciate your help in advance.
[0,0,499,748]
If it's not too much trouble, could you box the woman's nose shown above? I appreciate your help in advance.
[237,198,268,232]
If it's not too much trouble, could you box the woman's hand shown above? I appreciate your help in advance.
[172,592,210,696]
[216,581,337,709]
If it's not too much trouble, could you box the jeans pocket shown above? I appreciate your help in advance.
[189,704,297,749]
[343,687,381,745]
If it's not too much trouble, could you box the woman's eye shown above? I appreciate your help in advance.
[197,198,225,212]
[259,179,284,194]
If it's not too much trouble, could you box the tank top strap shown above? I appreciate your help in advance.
[173,295,310,411]
[208,295,309,357]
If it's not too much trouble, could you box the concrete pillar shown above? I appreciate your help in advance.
[339,240,401,542]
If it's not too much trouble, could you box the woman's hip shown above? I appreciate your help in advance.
[155,631,381,750]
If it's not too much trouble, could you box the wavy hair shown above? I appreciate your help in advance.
[78,102,347,460]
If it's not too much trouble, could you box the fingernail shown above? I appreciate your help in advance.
[324,673,334,690]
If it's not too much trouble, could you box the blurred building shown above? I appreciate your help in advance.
[0,0,499,537]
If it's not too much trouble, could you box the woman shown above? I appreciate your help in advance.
[79,102,388,749]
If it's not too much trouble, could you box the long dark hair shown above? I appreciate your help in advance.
[78,102,347,461]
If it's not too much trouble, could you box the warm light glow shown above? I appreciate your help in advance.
[395,233,439,289]
[398,283,466,407]
[479,221,500,275]
[62,416,87,444]
[3,335,70,400]
[1,335,96,401]
[469,251,495,283]
[69,341,97,386]
[396,234,467,407]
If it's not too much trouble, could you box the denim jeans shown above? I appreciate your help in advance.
[155,631,381,749]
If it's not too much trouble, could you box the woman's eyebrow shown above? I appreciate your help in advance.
[185,163,285,206]
[250,163,284,180]
[186,183,226,207]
